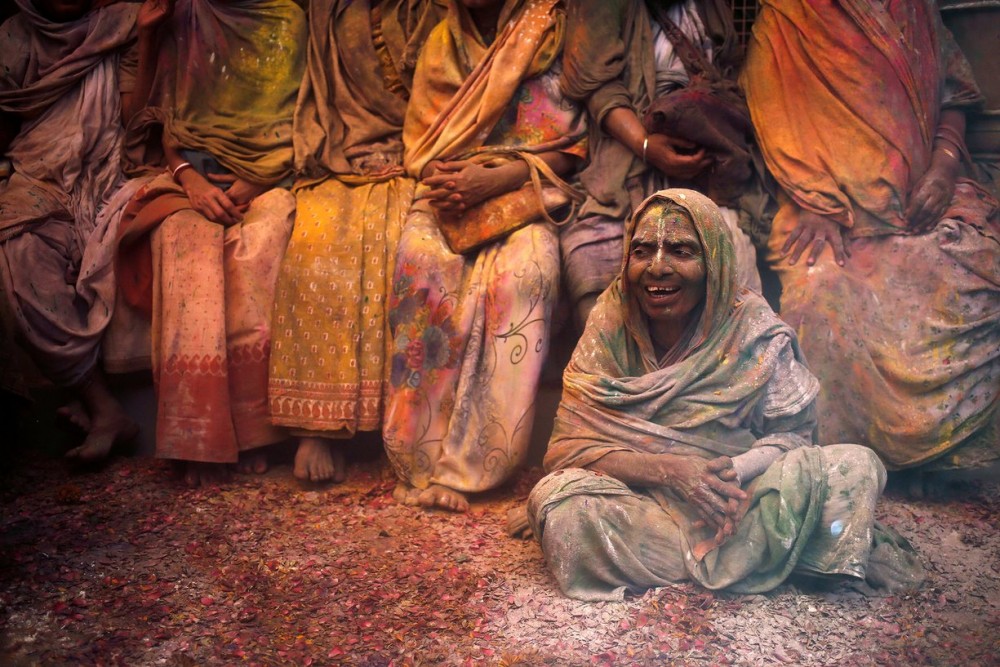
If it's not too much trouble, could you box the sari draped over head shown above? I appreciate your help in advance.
[545,188,817,474]
[268,0,444,436]
[125,0,305,185]
[402,0,568,177]
[741,0,1000,469]
[529,189,921,602]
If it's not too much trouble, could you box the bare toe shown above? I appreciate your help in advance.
[184,462,230,487]
[237,450,269,475]
[294,437,345,483]
[65,414,138,462]
[392,482,421,506]
[57,400,92,431]
[417,484,469,513]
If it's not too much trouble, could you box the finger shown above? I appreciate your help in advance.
[787,230,814,265]
[717,468,738,482]
[695,486,732,517]
[424,187,454,201]
[806,237,826,266]
[705,475,748,501]
[781,224,804,256]
[205,172,238,184]
[422,173,454,187]
[436,160,471,172]
[217,193,243,223]
[706,457,731,473]
[830,230,848,266]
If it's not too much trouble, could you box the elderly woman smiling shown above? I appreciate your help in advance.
[526,189,923,601]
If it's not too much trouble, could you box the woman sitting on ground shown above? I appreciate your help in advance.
[526,189,923,601]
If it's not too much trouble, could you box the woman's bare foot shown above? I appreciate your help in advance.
[417,484,469,512]
[64,371,138,462]
[181,462,231,487]
[293,437,346,483]
[237,449,269,475]
[57,400,91,431]
[392,481,422,506]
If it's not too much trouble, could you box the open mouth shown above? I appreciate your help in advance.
[644,285,680,298]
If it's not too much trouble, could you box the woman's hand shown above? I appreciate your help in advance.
[225,177,270,210]
[177,169,243,226]
[422,160,521,212]
[782,208,850,266]
[663,454,747,536]
[644,133,712,181]
[905,153,959,232]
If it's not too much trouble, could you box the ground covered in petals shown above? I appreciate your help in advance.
[1,451,998,666]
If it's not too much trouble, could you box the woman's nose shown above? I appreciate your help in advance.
[647,250,673,276]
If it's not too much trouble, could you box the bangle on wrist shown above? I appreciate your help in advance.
[936,146,959,162]
[171,161,193,183]
[641,135,649,165]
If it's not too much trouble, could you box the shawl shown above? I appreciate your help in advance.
[544,188,819,472]
[741,0,984,237]
[402,0,566,177]
[0,0,136,116]
[294,0,445,183]
[0,0,138,240]
[125,0,306,184]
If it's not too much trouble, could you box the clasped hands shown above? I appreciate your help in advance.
[177,170,269,227]
[666,455,747,543]
[421,159,519,215]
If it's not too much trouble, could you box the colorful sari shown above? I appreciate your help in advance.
[115,0,306,463]
[0,0,140,392]
[268,0,444,437]
[742,0,1000,470]
[528,189,921,601]
[383,0,586,494]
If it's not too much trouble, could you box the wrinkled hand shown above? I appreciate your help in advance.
[665,455,747,536]
[644,133,712,181]
[905,157,958,232]
[422,160,508,212]
[137,0,175,33]
[178,170,242,226]
[224,177,270,209]
[782,209,849,266]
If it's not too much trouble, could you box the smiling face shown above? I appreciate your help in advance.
[626,203,707,352]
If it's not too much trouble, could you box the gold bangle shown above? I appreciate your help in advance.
[937,146,959,162]
[171,161,193,183]
[642,136,649,165]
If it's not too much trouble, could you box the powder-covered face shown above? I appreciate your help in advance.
[626,204,707,350]
[37,0,93,22]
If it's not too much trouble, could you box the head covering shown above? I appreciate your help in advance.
[544,188,817,471]
[621,188,737,368]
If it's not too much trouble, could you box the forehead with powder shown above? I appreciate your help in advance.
[630,202,700,249]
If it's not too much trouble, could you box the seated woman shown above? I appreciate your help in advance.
[0,0,167,460]
[268,0,444,483]
[527,189,923,601]
[741,0,999,491]
[384,0,587,512]
[116,0,306,486]
[558,0,762,329]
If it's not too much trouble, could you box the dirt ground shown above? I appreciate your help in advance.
[1,445,998,666]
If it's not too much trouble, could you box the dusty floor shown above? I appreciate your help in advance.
[1,442,998,667]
